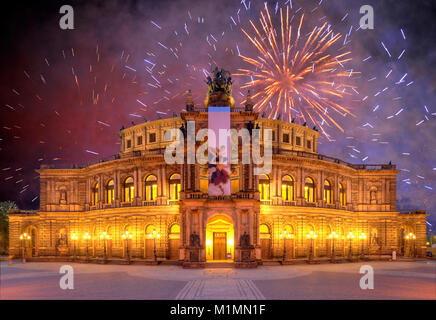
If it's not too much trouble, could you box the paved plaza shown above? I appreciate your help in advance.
[0,260,435,300]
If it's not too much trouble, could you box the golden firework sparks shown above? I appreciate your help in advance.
[236,3,358,136]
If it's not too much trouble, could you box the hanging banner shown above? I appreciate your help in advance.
[208,106,231,196]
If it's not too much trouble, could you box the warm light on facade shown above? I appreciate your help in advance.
[19,233,31,240]
[328,231,339,239]
[306,230,317,239]
[100,231,111,240]
[148,229,160,239]
[405,232,416,240]
[122,231,133,239]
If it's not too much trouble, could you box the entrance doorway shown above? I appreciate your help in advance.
[206,215,234,262]
[213,232,227,260]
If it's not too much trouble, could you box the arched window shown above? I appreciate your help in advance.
[339,183,346,206]
[145,224,156,237]
[123,177,134,202]
[260,224,270,237]
[323,179,332,204]
[281,175,295,201]
[170,224,180,234]
[259,174,270,200]
[144,175,157,201]
[169,173,181,200]
[106,179,115,204]
[91,183,99,206]
[304,177,315,202]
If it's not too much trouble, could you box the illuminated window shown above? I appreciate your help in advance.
[106,179,115,204]
[145,175,157,201]
[170,224,180,235]
[323,180,332,204]
[281,175,295,201]
[339,183,346,206]
[123,177,134,202]
[231,178,239,194]
[259,174,270,200]
[200,176,208,193]
[91,183,99,206]
[304,177,315,202]
[169,173,181,200]
[260,224,270,236]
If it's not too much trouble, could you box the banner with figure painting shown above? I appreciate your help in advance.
[208,106,231,196]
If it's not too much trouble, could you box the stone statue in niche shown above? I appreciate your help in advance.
[239,231,250,248]
[55,228,69,256]
[370,228,379,245]
[59,189,67,205]
[370,188,377,204]
[190,231,201,248]
[57,229,68,246]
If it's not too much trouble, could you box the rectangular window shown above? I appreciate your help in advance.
[283,133,289,143]
[296,136,301,146]
[272,131,275,141]
[126,140,132,148]
[307,140,311,149]
[137,136,143,145]
[149,133,156,143]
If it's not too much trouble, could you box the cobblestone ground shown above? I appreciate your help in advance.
[0,260,435,300]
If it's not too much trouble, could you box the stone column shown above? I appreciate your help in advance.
[133,167,139,205]
[138,168,143,200]
[180,164,185,192]
[334,174,339,205]
[271,165,277,198]
[161,165,168,204]
[115,170,121,205]
[98,174,103,208]
[195,163,200,191]
[239,164,244,192]
[277,167,282,198]
[187,164,191,191]
[248,210,254,246]
[248,163,253,190]
[157,166,162,198]
[317,171,323,204]
[185,209,191,247]
[236,209,241,246]
[86,178,91,205]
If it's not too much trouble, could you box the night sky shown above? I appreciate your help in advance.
[0,0,435,229]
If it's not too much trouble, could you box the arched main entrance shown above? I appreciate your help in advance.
[206,215,234,262]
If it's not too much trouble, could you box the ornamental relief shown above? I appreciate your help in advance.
[302,169,318,179]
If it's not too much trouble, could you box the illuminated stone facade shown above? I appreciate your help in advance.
[8,85,427,266]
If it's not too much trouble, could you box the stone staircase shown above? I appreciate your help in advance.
[205,262,234,268]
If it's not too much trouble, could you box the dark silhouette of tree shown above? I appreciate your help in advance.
[0,201,17,254]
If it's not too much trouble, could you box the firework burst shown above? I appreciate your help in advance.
[236,3,358,136]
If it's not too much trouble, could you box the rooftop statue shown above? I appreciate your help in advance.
[204,67,235,107]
